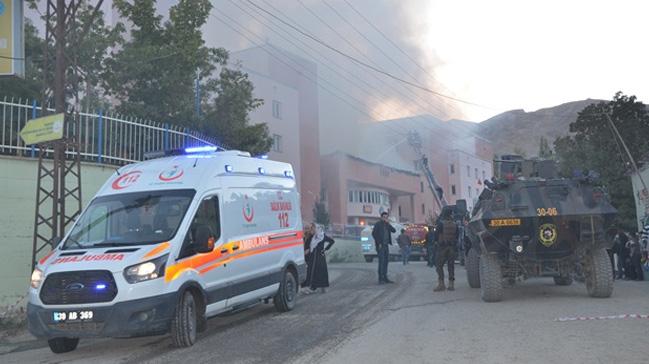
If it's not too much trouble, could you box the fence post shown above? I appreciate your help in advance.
[183,127,188,148]
[164,123,170,151]
[97,110,103,164]
[30,99,37,158]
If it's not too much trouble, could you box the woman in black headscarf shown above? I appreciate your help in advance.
[302,223,335,293]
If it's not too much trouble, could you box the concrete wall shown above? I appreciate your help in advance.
[0,156,116,306]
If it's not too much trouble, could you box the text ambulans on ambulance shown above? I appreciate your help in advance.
[27,148,305,353]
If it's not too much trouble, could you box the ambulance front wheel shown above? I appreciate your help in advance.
[171,291,198,348]
[274,268,297,312]
[47,337,79,353]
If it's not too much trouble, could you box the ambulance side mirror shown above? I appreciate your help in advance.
[49,236,61,250]
[193,225,215,254]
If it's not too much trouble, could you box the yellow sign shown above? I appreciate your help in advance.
[489,218,521,227]
[20,113,65,145]
[0,0,24,77]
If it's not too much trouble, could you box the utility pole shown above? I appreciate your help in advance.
[31,1,104,269]
[195,68,201,117]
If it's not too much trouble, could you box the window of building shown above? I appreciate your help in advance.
[475,168,478,178]
[272,134,282,153]
[467,165,470,177]
[451,185,456,195]
[482,170,486,180]
[420,181,424,193]
[468,186,472,197]
[421,204,425,215]
[398,205,402,217]
[272,100,282,119]
[450,164,455,174]
[349,191,353,203]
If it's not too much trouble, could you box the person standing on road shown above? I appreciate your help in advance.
[628,233,644,281]
[425,225,436,268]
[434,211,459,292]
[372,212,396,284]
[303,223,335,293]
[397,229,412,265]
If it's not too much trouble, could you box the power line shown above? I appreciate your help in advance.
[340,0,449,94]
[258,0,473,144]
[321,0,460,116]
[209,9,407,138]
[234,0,484,155]
[245,0,495,110]
[292,0,450,120]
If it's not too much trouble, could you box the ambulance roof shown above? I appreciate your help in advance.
[97,150,296,197]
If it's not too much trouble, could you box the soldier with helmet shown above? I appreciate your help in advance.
[434,208,459,292]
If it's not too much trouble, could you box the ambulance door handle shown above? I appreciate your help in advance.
[232,245,240,251]
[220,248,229,254]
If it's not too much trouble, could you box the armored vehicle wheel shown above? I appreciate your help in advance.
[466,248,481,288]
[479,253,503,302]
[365,256,374,263]
[553,276,573,286]
[585,248,614,298]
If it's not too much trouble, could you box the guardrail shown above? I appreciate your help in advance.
[1,97,220,165]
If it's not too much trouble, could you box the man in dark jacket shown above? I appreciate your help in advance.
[434,211,459,291]
[372,212,396,284]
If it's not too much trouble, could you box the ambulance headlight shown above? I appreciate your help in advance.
[31,268,43,289]
[124,254,168,284]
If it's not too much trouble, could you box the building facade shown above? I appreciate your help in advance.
[321,152,437,226]
[232,45,321,221]
[447,148,493,212]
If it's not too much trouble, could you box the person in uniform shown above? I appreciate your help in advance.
[397,229,412,265]
[372,212,396,284]
[434,210,459,291]
[425,226,436,268]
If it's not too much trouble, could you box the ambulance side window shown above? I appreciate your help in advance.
[179,196,221,259]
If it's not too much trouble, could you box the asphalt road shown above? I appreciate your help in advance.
[3,262,649,364]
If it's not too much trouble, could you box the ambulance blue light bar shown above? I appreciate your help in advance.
[185,146,218,154]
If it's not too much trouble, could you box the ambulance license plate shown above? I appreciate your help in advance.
[53,310,94,322]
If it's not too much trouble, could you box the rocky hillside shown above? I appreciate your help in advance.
[476,99,603,157]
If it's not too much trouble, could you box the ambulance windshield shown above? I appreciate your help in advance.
[63,189,196,249]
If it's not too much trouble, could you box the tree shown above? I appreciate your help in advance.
[202,66,272,155]
[0,4,122,108]
[0,19,44,100]
[106,0,271,154]
[513,146,527,158]
[554,92,649,229]
[538,136,553,159]
[313,197,330,228]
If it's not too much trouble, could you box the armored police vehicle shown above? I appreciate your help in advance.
[28,147,305,353]
[465,155,617,302]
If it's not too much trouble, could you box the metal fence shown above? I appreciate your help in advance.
[0,96,220,165]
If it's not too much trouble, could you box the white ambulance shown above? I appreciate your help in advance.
[27,147,305,353]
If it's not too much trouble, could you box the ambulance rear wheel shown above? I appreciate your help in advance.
[171,291,198,348]
[47,337,79,353]
[274,269,297,312]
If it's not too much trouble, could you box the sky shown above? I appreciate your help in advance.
[199,0,649,122]
[27,0,649,122]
